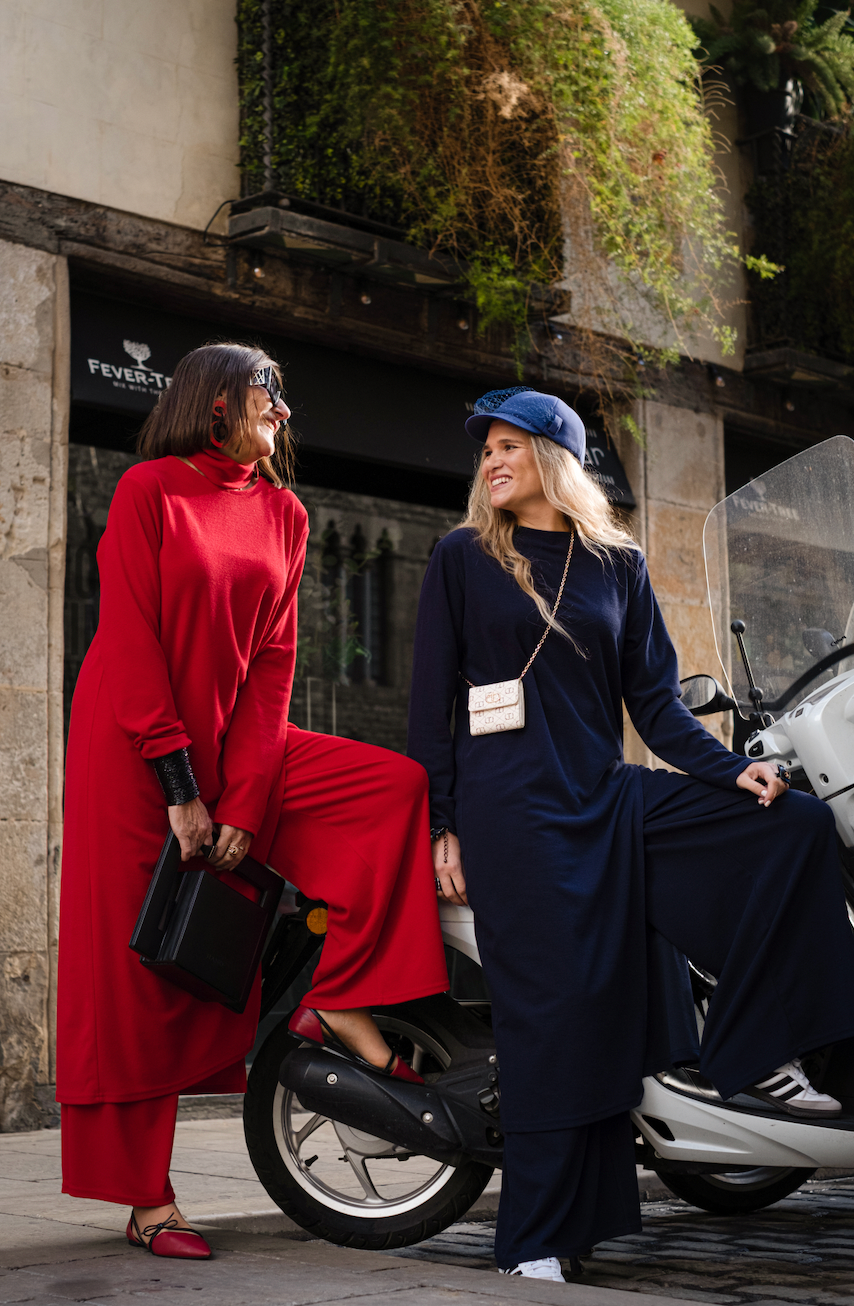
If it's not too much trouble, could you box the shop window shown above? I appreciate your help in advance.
[317,520,393,686]
[348,527,393,686]
[63,444,140,741]
[318,521,348,683]
[63,518,101,741]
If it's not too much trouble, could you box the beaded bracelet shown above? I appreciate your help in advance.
[430,825,450,864]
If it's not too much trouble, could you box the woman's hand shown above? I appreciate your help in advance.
[736,761,790,808]
[168,798,214,862]
[434,831,468,906]
[208,823,253,871]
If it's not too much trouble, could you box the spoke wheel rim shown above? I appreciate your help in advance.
[703,1166,798,1190]
[273,1015,460,1218]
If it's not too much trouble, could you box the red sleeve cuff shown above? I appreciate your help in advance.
[140,730,193,761]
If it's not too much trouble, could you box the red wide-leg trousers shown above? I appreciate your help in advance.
[62,1096,180,1207]
[61,729,448,1206]
[271,728,449,1009]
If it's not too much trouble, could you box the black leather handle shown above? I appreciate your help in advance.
[201,836,283,901]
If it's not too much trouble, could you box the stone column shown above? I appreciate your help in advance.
[0,239,69,1130]
[617,400,729,766]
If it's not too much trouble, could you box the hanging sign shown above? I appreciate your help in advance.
[70,291,635,504]
[584,428,636,509]
[71,295,193,413]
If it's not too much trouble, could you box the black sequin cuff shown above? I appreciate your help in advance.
[151,748,200,806]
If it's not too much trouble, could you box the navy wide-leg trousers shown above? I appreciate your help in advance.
[495,772,854,1269]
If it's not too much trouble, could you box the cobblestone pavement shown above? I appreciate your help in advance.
[388,1177,854,1304]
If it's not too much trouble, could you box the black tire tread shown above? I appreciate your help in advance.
[653,1166,815,1214]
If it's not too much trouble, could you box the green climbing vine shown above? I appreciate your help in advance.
[236,0,772,376]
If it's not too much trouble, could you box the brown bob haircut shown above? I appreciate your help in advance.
[136,342,293,486]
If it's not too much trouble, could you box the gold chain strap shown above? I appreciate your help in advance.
[464,529,575,688]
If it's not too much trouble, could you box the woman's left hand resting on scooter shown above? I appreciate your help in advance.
[736,761,790,807]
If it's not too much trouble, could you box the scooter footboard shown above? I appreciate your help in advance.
[635,1075,854,1169]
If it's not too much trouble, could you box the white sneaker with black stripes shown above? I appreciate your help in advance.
[746,1058,842,1117]
[499,1257,566,1281]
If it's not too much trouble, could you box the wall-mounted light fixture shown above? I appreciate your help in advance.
[707,364,726,389]
[457,317,470,331]
[360,292,372,306]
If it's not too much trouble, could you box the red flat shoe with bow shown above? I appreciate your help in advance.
[288,1004,424,1083]
[126,1211,212,1259]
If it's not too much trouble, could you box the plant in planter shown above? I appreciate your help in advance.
[238,0,777,399]
[691,0,854,117]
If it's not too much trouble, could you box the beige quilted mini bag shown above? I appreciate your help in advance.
[466,530,574,737]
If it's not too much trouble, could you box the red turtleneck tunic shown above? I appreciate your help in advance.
[58,451,309,1104]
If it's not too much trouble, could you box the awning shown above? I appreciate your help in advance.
[70,291,634,505]
[584,429,636,509]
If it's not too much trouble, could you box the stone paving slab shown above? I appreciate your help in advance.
[0,1118,505,1245]
[2,1118,854,1305]
[0,1117,793,1232]
[390,1183,854,1304]
[0,1152,62,1180]
[0,1231,698,1306]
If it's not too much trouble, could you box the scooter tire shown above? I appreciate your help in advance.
[653,1166,815,1214]
[244,1010,495,1250]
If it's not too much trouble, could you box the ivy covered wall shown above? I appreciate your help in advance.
[236,0,761,364]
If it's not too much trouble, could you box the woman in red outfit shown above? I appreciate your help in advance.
[57,343,448,1259]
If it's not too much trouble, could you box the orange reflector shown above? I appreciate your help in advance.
[306,907,328,935]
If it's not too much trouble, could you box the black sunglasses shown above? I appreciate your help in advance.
[250,366,284,410]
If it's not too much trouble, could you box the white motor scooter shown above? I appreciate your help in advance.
[627,432,854,1212]
[244,435,854,1245]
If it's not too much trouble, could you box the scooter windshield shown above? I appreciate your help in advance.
[703,435,854,719]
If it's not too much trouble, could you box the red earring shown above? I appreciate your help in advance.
[210,404,227,448]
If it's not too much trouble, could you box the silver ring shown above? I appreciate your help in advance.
[435,876,443,891]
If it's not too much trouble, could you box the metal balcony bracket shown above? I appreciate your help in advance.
[228,201,464,293]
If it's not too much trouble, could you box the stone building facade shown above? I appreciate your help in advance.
[0,241,68,1128]
[0,0,852,1130]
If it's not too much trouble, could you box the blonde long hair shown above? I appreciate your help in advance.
[459,431,637,641]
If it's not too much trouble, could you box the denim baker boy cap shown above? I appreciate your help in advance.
[465,387,586,465]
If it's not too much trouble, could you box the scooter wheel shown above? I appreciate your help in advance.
[653,1166,815,1214]
[244,1007,495,1249]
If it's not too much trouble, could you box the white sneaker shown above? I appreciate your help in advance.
[499,1257,566,1281]
[747,1058,842,1117]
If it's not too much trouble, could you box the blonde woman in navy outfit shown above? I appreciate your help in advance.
[407,389,854,1281]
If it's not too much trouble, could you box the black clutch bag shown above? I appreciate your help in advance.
[129,832,284,1013]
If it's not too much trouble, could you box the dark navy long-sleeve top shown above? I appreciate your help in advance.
[408,526,747,1130]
